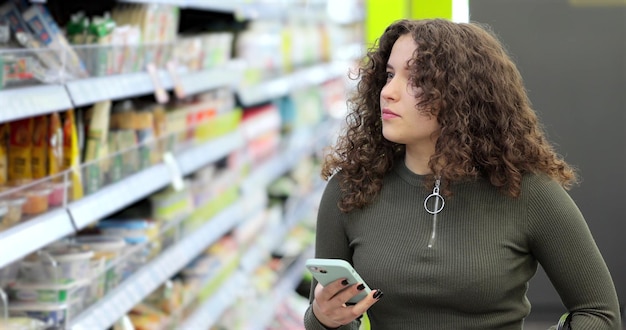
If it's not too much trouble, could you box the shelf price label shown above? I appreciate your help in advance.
[167,60,186,99]
[162,152,185,191]
[146,63,169,104]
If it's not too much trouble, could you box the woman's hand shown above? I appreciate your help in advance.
[312,278,384,328]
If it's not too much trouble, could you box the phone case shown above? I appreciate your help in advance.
[305,258,371,303]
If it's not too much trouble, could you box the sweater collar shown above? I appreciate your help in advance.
[393,157,430,187]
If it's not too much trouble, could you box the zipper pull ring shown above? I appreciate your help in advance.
[424,178,445,214]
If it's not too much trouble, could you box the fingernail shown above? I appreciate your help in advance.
[341,279,349,286]
[357,284,365,290]
[373,290,384,299]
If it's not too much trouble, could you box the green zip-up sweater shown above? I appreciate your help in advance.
[304,160,621,330]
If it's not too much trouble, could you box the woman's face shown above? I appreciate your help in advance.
[380,34,441,151]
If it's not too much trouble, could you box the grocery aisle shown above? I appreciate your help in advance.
[0,0,364,328]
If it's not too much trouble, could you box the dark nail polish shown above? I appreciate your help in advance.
[341,279,349,286]
[357,284,365,290]
[373,290,384,299]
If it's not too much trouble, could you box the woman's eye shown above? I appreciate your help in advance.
[386,71,394,80]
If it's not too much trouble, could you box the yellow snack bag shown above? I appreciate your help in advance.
[31,115,48,179]
[8,118,33,182]
[48,112,64,179]
[63,110,84,200]
[0,124,8,185]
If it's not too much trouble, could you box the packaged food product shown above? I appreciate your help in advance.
[0,260,20,287]
[83,101,112,194]
[47,112,64,178]
[18,187,51,215]
[31,116,48,179]
[0,201,9,230]
[45,181,71,207]
[8,118,33,182]
[0,124,8,185]
[8,301,68,327]
[0,317,47,330]
[20,248,94,284]
[62,110,84,201]
[3,196,25,226]
[8,279,89,304]
[74,235,125,297]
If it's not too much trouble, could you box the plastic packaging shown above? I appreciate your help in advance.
[0,317,47,330]
[8,301,68,328]
[20,248,94,284]
[74,235,125,297]
[19,188,52,215]
[2,196,25,226]
[0,261,20,287]
[8,280,89,305]
[45,181,71,207]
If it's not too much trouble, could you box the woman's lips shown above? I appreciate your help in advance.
[382,108,400,119]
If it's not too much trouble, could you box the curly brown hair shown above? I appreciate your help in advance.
[322,18,578,213]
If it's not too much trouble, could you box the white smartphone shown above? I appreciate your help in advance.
[305,258,371,304]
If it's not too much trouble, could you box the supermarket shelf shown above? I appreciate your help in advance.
[116,0,237,12]
[0,84,74,122]
[69,201,244,330]
[175,130,245,176]
[167,60,245,97]
[67,163,172,230]
[0,60,345,116]
[240,151,297,196]
[178,271,246,330]
[334,42,365,61]
[241,186,320,275]
[240,125,320,195]
[66,72,160,107]
[117,1,295,19]
[0,129,244,269]
[253,246,314,330]
[237,62,347,107]
[0,208,75,268]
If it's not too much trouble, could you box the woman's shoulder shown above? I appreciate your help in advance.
[521,172,570,200]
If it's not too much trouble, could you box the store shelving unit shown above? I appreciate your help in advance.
[180,177,323,330]
[69,115,329,329]
[0,126,245,268]
[0,208,75,268]
[69,202,245,330]
[0,0,363,327]
[0,84,74,122]
[253,246,315,330]
[0,58,344,269]
[177,270,245,329]
[237,62,348,107]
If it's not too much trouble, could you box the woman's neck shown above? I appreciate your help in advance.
[404,150,433,175]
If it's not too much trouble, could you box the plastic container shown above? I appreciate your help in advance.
[8,302,68,328]
[45,181,72,207]
[0,191,26,228]
[8,280,90,304]
[74,235,126,297]
[0,317,47,330]
[0,261,20,287]
[97,219,152,239]
[19,188,52,215]
[19,248,94,284]
[0,202,9,231]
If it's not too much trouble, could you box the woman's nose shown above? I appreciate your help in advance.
[381,81,397,102]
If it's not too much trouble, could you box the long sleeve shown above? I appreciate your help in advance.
[304,174,361,330]
[526,176,621,329]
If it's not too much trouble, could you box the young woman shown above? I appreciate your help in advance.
[304,19,621,329]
